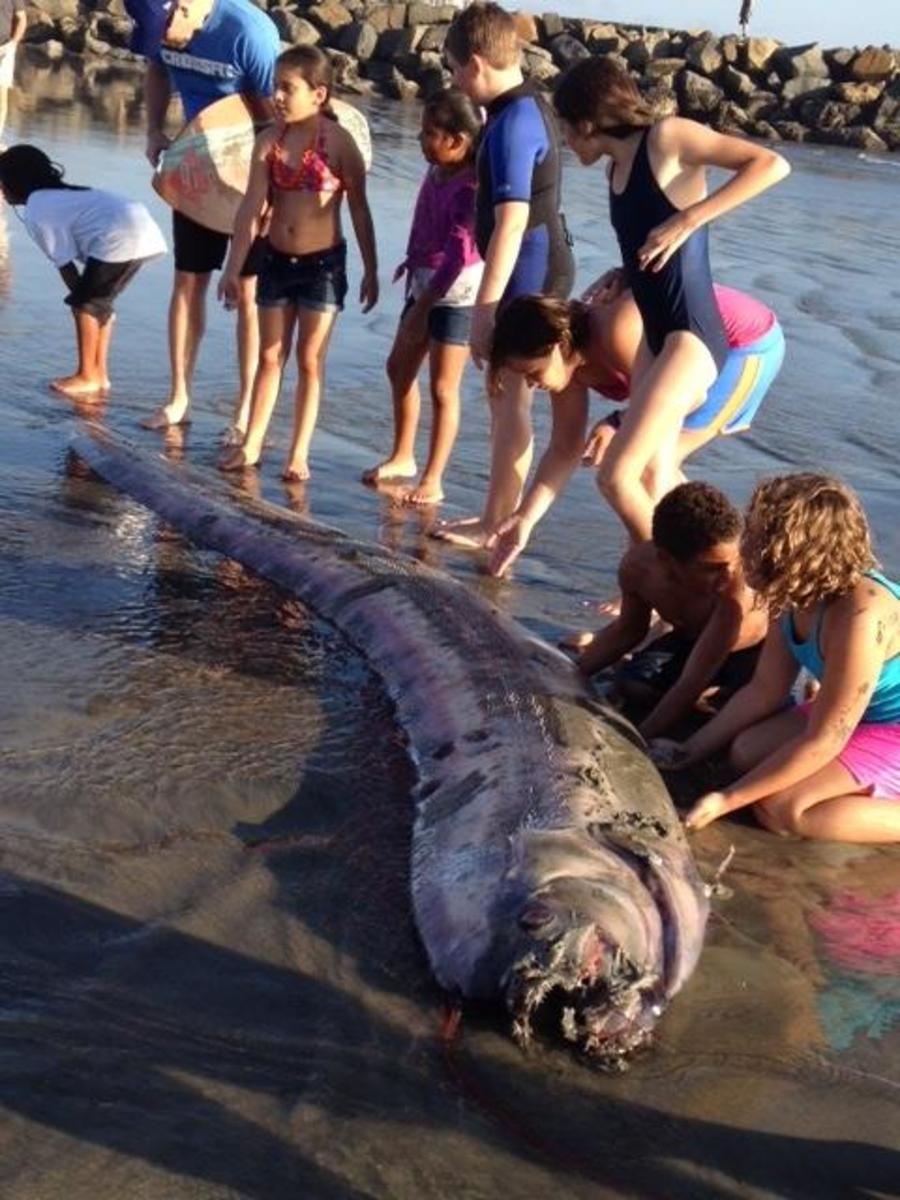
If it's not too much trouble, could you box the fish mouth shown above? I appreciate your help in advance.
[504,928,665,1067]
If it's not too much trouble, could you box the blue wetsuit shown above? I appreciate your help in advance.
[609,129,728,368]
[156,0,279,121]
[476,81,574,303]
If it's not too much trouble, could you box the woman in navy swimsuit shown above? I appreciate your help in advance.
[552,58,789,542]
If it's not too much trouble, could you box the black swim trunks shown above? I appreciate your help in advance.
[614,631,761,698]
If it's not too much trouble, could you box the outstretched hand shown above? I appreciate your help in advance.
[489,514,532,577]
[638,210,700,273]
[582,417,618,468]
[684,790,731,832]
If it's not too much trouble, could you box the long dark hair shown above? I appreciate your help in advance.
[553,57,656,137]
[0,144,82,204]
[422,87,482,164]
[275,45,336,118]
[490,294,592,379]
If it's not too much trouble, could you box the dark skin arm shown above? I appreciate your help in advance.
[638,594,745,739]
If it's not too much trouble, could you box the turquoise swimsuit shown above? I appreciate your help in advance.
[780,571,900,724]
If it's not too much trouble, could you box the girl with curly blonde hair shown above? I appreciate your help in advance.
[652,473,900,843]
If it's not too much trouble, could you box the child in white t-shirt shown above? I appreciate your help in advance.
[0,144,166,397]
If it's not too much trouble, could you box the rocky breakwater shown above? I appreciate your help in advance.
[20,0,900,152]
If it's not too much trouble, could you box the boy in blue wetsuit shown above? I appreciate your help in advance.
[436,2,574,548]
[125,0,279,436]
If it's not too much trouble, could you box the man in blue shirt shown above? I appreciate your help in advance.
[127,0,278,435]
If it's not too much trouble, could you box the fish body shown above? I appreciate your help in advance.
[73,429,708,1062]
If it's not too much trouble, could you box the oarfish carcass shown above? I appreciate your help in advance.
[73,428,709,1064]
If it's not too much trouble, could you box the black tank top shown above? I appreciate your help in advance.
[609,129,728,368]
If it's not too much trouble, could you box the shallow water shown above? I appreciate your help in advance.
[0,56,897,1199]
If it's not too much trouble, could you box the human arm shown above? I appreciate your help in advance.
[638,596,746,740]
[470,200,529,367]
[578,555,654,675]
[488,384,589,576]
[217,131,273,308]
[652,622,798,769]
[342,132,378,311]
[144,59,173,168]
[639,119,790,272]
[582,412,621,467]
[686,593,887,829]
[9,4,26,43]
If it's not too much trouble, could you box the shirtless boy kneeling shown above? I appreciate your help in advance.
[579,481,767,740]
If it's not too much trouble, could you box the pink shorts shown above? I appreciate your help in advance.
[799,704,900,798]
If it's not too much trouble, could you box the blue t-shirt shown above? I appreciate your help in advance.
[157,0,279,121]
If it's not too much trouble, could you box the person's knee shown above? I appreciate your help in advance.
[430,380,459,410]
[755,792,804,836]
[297,346,324,379]
[173,270,210,300]
[259,343,286,371]
[597,460,632,503]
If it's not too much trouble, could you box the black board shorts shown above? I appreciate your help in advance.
[172,210,267,277]
[65,257,145,320]
[615,631,762,698]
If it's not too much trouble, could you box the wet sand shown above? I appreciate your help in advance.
[0,57,897,1199]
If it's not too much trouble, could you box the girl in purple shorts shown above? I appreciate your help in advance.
[653,474,900,844]
[363,88,483,506]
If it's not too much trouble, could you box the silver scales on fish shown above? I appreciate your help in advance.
[73,426,711,1068]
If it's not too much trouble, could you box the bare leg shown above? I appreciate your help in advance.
[0,85,8,146]
[755,761,900,843]
[142,269,210,428]
[598,333,716,543]
[52,310,107,396]
[227,274,260,440]
[219,305,295,471]
[282,305,337,481]
[95,314,114,389]
[434,369,533,547]
[402,339,467,506]
[362,322,428,485]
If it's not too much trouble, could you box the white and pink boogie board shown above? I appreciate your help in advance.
[153,93,373,235]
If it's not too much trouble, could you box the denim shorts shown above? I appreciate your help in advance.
[257,241,348,313]
[401,295,473,347]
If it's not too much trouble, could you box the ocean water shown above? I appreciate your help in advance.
[0,54,897,1199]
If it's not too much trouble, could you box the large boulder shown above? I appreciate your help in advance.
[677,68,724,116]
[685,34,723,77]
[645,57,686,80]
[407,3,457,24]
[833,80,884,105]
[306,1,353,33]
[417,23,448,53]
[334,19,376,58]
[721,64,755,101]
[771,42,829,81]
[849,46,896,82]
[713,100,752,133]
[365,2,407,33]
[539,12,565,40]
[781,75,831,103]
[549,32,589,70]
[742,36,780,74]
[374,24,423,59]
[270,9,320,44]
[512,11,539,45]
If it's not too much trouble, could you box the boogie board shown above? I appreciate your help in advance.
[153,93,373,235]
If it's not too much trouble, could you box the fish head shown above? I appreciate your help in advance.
[501,844,670,1065]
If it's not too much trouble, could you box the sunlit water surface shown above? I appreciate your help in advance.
[0,55,897,1200]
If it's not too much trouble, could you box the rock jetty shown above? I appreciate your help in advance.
[21,0,900,151]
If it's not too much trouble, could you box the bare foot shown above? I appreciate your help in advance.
[221,423,246,448]
[219,447,259,472]
[141,401,191,430]
[50,374,107,397]
[282,461,310,483]
[362,457,417,486]
[402,479,444,507]
[430,515,496,548]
